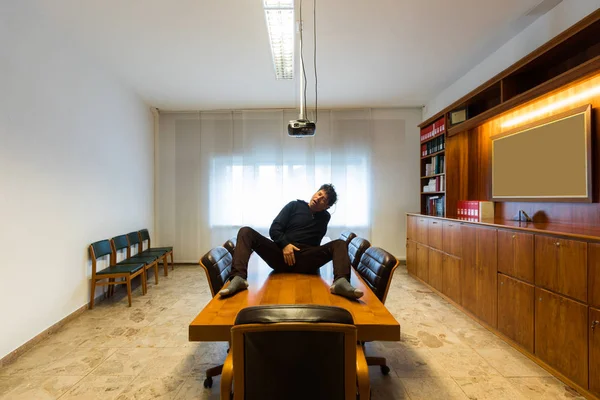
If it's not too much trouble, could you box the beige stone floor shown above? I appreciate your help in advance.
[0,264,585,399]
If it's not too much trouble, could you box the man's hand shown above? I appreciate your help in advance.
[283,244,300,266]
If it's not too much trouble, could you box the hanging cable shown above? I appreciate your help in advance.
[300,0,308,119]
[313,0,317,122]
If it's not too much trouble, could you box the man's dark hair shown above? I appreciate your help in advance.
[319,183,338,206]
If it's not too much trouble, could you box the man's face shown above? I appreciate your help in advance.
[309,189,330,212]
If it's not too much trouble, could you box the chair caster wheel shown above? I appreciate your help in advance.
[204,377,213,388]
[381,365,390,375]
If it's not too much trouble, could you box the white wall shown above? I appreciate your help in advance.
[424,0,600,119]
[0,3,154,359]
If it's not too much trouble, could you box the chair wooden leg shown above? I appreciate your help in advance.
[126,277,132,307]
[141,269,147,294]
[170,252,174,270]
[162,256,168,276]
[153,262,159,284]
[89,278,96,309]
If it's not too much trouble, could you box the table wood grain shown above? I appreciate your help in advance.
[189,256,401,342]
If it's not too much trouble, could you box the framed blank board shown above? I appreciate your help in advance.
[491,104,592,202]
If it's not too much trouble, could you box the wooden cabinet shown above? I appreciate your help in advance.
[535,288,588,388]
[590,307,600,396]
[442,254,461,304]
[416,243,429,282]
[535,235,587,302]
[589,244,600,309]
[498,274,534,353]
[417,217,429,245]
[476,227,497,328]
[442,220,461,257]
[428,219,443,250]
[407,215,417,242]
[461,224,477,313]
[498,230,534,283]
[428,249,443,292]
[406,240,417,276]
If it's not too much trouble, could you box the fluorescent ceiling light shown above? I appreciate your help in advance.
[263,0,294,80]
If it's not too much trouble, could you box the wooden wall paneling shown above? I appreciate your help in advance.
[443,254,461,304]
[445,131,469,217]
[589,243,600,308]
[535,287,588,388]
[428,249,444,292]
[590,307,600,396]
[498,230,534,283]
[416,243,429,282]
[498,274,534,353]
[476,226,498,328]
[406,240,417,276]
[461,224,478,313]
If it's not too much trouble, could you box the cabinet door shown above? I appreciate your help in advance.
[428,249,443,292]
[406,240,417,276]
[535,288,588,388]
[442,255,461,304]
[498,274,534,353]
[476,227,497,328]
[442,220,462,257]
[590,307,600,396]
[536,235,587,302]
[407,215,417,242]
[417,217,429,245]
[416,243,429,282]
[461,224,477,313]
[428,219,443,250]
[497,230,534,283]
[589,244,600,308]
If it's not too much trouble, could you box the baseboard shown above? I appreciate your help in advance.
[0,291,105,368]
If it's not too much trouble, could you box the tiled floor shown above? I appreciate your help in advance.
[0,264,585,399]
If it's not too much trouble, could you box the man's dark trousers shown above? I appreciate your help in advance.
[230,226,351,282]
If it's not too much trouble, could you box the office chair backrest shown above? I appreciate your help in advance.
[348,237,371,269]
[90,240,112,260]
[232,305,356,400]
[199,246,233,296]
[356,247,399,303]
[223,237,237,255]
[127,231,142,253]
[339,231,357,246]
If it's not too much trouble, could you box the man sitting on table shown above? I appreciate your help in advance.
[219,183,363,300]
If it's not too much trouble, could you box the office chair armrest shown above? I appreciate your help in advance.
[220,351,234,400]
[356,344,370,399]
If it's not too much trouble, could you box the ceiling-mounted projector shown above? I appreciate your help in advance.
[288,0,317,138]
[288,119,316,137]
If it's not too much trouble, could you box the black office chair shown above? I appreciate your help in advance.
[339,231,357,246]
[348,237,371,269]
[198,246,234,388]
[221,305,370,400]
[355,246,399,375]
[223,237,237,255]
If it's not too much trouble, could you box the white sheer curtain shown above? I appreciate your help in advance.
[156,108,419,262]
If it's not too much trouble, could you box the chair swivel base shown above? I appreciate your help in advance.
[203,364,223,388]
[367,356,390,375]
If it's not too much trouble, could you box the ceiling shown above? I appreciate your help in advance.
[33,0,559,111]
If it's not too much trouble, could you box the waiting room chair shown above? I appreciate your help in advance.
[128,231,169,276]
[223,237,236,255]
[111,234,160,293]
[355,246,399,375]
[348,237,371,270]
[88,239,146,308]
[339,231,357,245]
[138,229,174,274]
[221,304,370,400]
[198,246,234,388]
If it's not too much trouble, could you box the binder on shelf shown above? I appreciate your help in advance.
[420,117,446,143]
[457,200,494,221]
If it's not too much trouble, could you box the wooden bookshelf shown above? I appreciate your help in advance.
[419,117,446,216]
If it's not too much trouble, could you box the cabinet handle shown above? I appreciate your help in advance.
[512,235,516,239]
[449,224,454,227]
[555,242,560,247]
[539,297,543,302]
[593,321,600,331]
[432,221,438,224]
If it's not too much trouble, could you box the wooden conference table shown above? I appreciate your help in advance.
[189,255,401,343]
